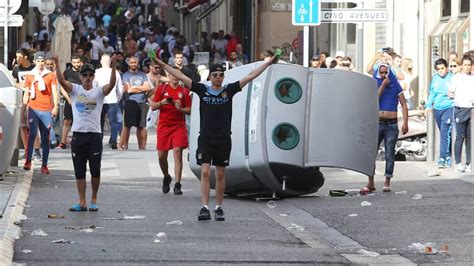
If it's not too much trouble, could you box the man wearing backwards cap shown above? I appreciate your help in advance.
[22,52,59,175]
[53,56,117,212]
[153,55,276,221]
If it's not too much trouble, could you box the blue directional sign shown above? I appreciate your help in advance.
[292,0,321,26]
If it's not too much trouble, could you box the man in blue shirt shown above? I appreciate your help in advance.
[425,58,454,168]
[362,64,409,194]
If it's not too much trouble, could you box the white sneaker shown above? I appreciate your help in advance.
[465,163,471,173]
[455,163,465,173]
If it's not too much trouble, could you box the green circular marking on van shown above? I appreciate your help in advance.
[272,123,300,150]
[274,78,302,104]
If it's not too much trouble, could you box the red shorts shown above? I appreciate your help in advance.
[156,124,188,151]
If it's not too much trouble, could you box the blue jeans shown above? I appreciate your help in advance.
[378,121,399,178]
[454,107,471,164]
[101,103,123,144]
[434,108,453,160]
[27,108,52,165]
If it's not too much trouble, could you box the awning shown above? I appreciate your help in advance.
[197,0,223,22]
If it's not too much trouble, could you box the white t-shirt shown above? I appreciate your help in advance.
[90,40,104,60]
[71,83,105,133]
[144,42,159,52]
[94,68,123,104]
[449,73,474,108]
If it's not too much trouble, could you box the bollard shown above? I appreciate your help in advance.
[427,109,436,162]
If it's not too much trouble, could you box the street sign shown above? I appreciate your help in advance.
[38,0,55,15]
[292,0,321,26]
[0,0,21,15]
[321,9,388,23]
[0,15,24,27]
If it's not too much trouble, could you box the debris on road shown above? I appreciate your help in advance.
[166,220,183,225]
[412,194,423,200]
[279,213,289,217]
[266,201,277,208]
[52,239,78,244]
[348,213,358,217]
[30,229,47,236]
[154,232,167,243]
[395,191,408,195]
[21,249,32,254]
[65,225,97,230]
[48,214,65,219]
[123,215,146,220]
[287,223,305,231]
[408,242,439,254]
[361,201,372,206]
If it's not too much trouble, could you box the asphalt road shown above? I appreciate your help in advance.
[12,133,474,265]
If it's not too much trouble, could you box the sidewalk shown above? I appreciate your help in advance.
[0,165,32,265]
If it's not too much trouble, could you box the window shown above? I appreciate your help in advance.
[460,0,470,14]
[442,0,451,17]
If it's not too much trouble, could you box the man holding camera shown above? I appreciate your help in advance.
[150,68,192,195]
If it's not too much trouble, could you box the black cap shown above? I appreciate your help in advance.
[209,64,224,73]
[80,63,95,74]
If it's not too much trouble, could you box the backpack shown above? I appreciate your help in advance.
[138,38,147,51]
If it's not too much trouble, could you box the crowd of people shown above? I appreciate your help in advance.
[426,51,474,173]
[12,0,473,221]
[11,0,272,221]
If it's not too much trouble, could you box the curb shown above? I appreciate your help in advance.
[0,167,33,266]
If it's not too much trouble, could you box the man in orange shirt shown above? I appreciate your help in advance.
[23,52,59,174]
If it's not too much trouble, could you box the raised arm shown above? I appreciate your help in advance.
[153,58,192,88]
[239,55,276,89]
[102,56,118,96]
[366,52,381,74]
[53,56,73,93]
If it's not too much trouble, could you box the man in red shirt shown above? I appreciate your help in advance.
[150,68,191,194]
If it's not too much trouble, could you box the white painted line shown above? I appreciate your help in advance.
[101,162,120,177]
[258,201,415,265]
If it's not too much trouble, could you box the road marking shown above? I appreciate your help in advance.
[148,162,196,180]
[258,201,415,265]
[101,162,120,178]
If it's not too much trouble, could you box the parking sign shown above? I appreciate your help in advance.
[292,0,321,26]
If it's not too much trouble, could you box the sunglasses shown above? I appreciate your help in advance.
[211,72,224,78]
[81,73,94,78]
[379,71,388,74]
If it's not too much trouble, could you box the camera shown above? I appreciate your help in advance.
[167,97,173,103]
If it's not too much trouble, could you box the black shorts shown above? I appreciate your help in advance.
[71,132,102,179]
[64,100,73,120]
[123,100,148,128]
[196,135,231,166]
